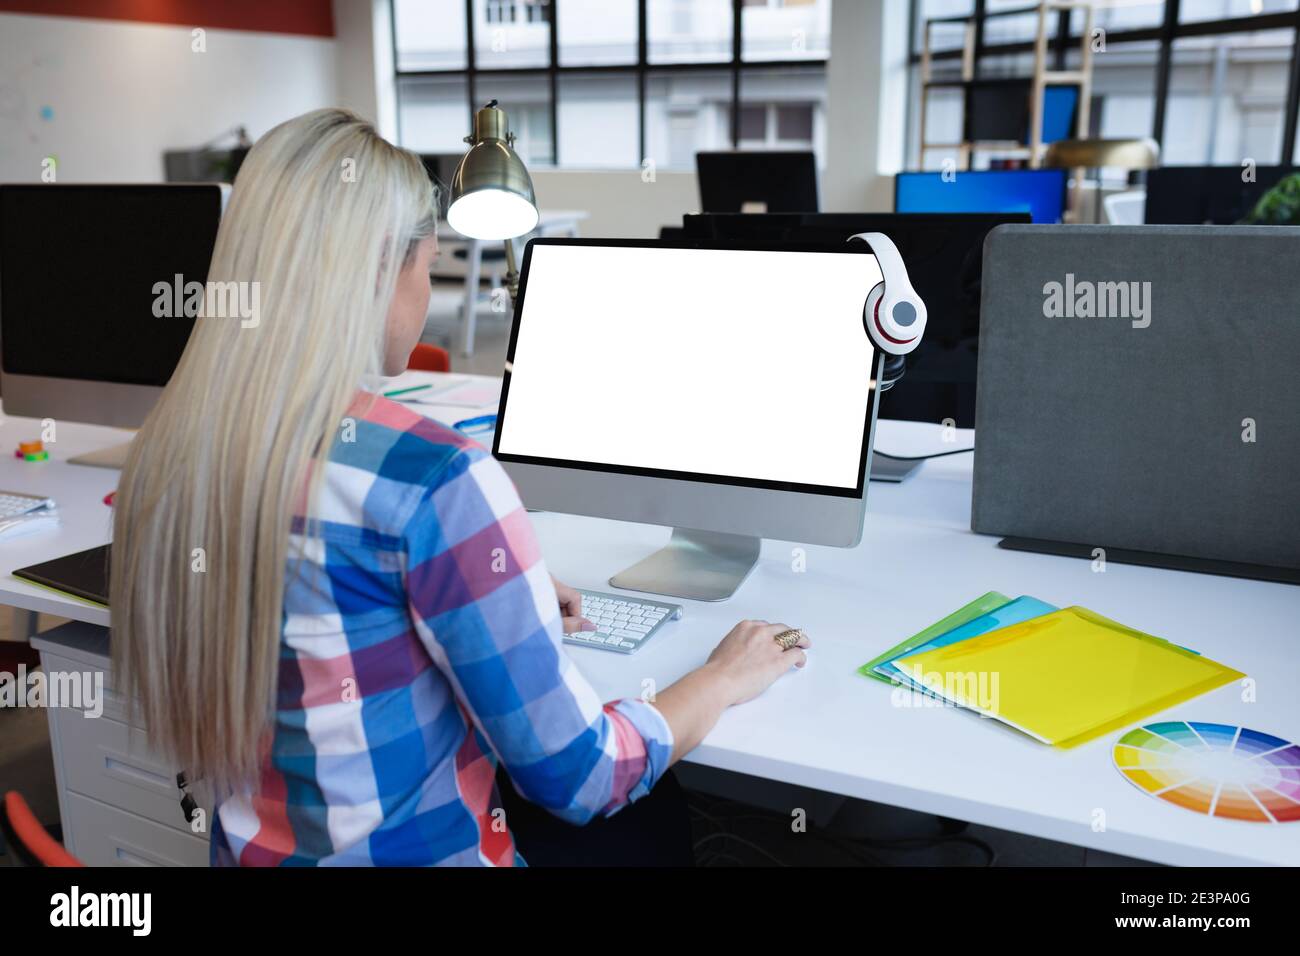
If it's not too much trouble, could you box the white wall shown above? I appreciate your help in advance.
[824,0,910,211]
[333,0,397,140]
[0,12,337,183]
[531,169,700,239]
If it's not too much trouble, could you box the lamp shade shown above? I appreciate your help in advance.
[1043,138,1161,170]
[446,102,539,241]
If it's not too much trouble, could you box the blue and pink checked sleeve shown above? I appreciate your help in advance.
[405,444,675,825]
[212,395,674,866]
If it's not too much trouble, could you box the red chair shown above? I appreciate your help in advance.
[407,343,451,373]
[0,641,39,674]
[0,791,83,867]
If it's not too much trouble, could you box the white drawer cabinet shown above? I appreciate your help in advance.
[53,706,203,835]
[32,621,212,866]
[62,793,209,867]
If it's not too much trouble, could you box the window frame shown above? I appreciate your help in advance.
[391,0,831,167]
[907,0,1300,163]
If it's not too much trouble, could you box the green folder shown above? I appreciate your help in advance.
[856,591,1012,684]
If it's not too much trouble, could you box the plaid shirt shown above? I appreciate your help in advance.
[211,393,674,866]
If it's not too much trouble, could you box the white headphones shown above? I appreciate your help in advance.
[848,232,927,356]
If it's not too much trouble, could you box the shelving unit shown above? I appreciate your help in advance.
[918,0,1096,170]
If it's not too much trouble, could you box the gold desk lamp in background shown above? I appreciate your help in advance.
[1043,137,1160,224]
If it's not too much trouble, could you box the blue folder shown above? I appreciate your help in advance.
[874,595,1058,687]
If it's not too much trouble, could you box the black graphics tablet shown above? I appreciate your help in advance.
[13,544,110,607]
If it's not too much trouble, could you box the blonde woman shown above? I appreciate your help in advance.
[110,108,810,867]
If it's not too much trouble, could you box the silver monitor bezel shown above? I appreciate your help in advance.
[492,237,882,548]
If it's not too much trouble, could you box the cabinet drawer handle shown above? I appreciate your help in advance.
[113,845,158,866]
[104,757,170,788]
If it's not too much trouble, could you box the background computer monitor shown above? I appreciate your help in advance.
[163,147,249,183]
[695,151,819,213]
[1144,165,1296,224]
[494,237,883,600]
[964,79,1078,145]
[0,184,223,430]
[418,153,463,205]
[895,169,1067,224]
[681,211,1029,428]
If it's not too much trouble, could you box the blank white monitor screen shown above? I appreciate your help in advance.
[495,241,883,494]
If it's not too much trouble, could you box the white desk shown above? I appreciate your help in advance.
[3,378,1298,866]
[0,412,122,632]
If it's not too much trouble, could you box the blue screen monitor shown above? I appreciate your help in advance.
[1039,86,1078,144]
[894,169,1068,224]
[965,81,1078,146]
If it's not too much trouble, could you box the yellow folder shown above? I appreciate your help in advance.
[892,606,1244,749]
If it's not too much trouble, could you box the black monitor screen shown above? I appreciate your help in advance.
[1144,165,1296,224]
[695,151,819,213]
[0,185,221,387]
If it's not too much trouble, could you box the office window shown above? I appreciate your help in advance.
[392,0,832,169]
[647,0,734,64]
[1166,29,1293,165]
[738,66,826,156]
[741,0,832,62]
[1082,41,1161,141]
[1091,0,1166,31]
[558,0,637,65]
[1181,0,1298,25]
[396,75,472,153]
[911,0,974,54]
[477,72,554,164]
[981,4,1039,47]
[913,74,964,170]
[558,72,639,166]
[393,0,469,70]
[474,0,550,68]
[976,51,1037,79]
[906,1,1300,172]
[645,70,733,169]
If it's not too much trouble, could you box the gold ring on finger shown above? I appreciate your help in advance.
[773,628,804,651]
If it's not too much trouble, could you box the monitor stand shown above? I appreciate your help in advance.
[68,441,133,469]
[869,452,924,483]
[610,528,760,602]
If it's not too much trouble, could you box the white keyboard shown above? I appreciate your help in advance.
[0,490,54,519]
[565,589,683,655]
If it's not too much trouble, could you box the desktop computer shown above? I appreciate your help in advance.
[695,151,819,214]
[163,147,250,184]
[493,237,886,601]
[964,79,1079,146]
[681,211,1029,430]
[418,152,464,203]
[0,184,225,460]
[1144,165,1296,224]
[895,169,1067,224]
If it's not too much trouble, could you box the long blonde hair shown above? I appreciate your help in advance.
[111,109,437,789]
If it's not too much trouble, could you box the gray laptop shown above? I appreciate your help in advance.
[973,224,1300,582]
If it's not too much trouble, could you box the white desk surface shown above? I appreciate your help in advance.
[3,375,1297,867]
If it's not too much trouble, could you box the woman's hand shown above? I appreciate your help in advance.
[650,619,810,764]
[552,576,595,634]
[703,620,810,705]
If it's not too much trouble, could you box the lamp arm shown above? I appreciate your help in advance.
[504,236,521,304]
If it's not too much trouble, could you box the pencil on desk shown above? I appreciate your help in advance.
[382,383,434,398]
